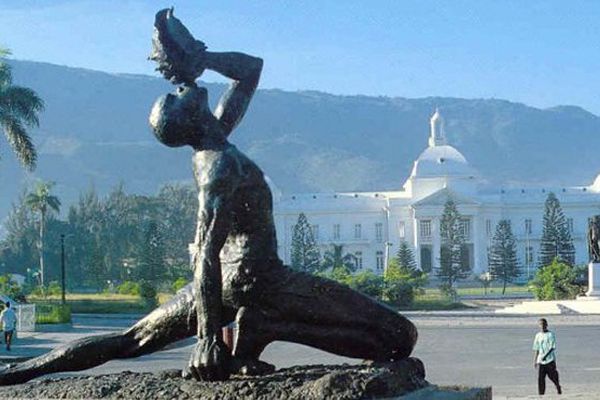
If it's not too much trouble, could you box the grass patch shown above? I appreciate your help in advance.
[423,284,531,297]
[36,304,72,324]
[29,292,174,314]
[29,293,140,302]
[37,298,148,314]
[394,291,473,311]
[404,298,473,311]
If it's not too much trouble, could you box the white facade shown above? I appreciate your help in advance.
[273,111,600,278]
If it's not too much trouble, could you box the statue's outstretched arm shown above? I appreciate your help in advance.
[205,51,263,136]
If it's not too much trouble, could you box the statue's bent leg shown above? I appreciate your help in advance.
[0,284,235,385]
[235,265,417,364]
[225,306,276,375]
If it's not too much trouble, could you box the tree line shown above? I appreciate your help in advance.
[0,182,197,290]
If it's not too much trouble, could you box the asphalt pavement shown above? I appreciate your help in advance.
[2,312,600,399]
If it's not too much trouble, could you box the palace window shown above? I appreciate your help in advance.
[311,225,319,241]
[398,221,406,239]
[459,218,471,239]
[525,246,534,265]
[375,223,383,243]
[420,220,432,239]
[354,224,362,239]
[376,251,384,271]
[355,251,363,269]
[525,219,532,235]
[485,219,492,236]
[333,224,340,240]
[567,218,574,234]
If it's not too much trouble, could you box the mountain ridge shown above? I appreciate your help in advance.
[1,59,600,227]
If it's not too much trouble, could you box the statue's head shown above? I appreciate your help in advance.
[149,8,206,85]
[149,85,210,147]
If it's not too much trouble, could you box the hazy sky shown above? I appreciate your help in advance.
[1,0,599,114]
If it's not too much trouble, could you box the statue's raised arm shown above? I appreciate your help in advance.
[150,8,263,136]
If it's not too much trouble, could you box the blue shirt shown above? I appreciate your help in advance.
[533,331,556,365]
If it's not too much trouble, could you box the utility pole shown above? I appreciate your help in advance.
[60,234,66,304]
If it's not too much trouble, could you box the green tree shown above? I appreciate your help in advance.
[383,261,415,307]
[67,186,104,287]
[157,183,196,279]
[290,213,321,273]
[0,48,44,169]
[436,199,470,294]
[531,258,578,300]
[321,244,356,274]
[488,220,520,294]
[0,191,37,276]
[25,181,61,287]
[395,241,418,272]
[136,220,166,287]
[384,255,428,307]
[539,192,575,267]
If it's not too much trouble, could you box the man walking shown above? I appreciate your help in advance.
[0,302,17,351]
[533,318,561,395]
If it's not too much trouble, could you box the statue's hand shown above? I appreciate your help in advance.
[150,8,207,84]
[187,335,231,381]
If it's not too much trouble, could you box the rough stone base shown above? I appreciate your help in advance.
[0,358,429,400]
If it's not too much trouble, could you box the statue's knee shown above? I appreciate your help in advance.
[381,316,417,360]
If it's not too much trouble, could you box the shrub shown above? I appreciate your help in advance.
[139,280,158,309]
[29,282,62,298]
[438,283,458,301]
[383,260,428,307]
[47,281,62,297]
[383,280,414,307]
[331,266,351,282]
[530,258,579,300]
[117,281,141,296]
[36,304,72,324]
[348,271,383,299]
[0,274,25,300]
[172,277,188,293]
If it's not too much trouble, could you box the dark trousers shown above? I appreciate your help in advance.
[4,330,13,350]
[538,361,561,395]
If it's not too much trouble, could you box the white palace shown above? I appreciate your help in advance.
[272,110,600,278]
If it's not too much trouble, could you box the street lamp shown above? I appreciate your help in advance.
[60,234,66,304]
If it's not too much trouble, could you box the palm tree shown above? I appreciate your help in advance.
[321,244,356,274]
[26,181,61,287]
[0,48,44,170]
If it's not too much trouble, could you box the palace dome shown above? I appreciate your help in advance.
[410,144,476,179]
[590,173,600,192]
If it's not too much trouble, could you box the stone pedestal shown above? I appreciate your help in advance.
[584,262,600,299]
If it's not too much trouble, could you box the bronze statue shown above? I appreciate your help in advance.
[0,9,417,385]
[589,216,600,263]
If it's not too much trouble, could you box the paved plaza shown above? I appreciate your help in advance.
[3,313,600,399]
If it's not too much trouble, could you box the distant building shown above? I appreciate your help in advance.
[273,110,600,278]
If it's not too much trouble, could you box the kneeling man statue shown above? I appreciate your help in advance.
[0,9,417,384]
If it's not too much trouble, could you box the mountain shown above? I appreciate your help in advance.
[2,59,600,226]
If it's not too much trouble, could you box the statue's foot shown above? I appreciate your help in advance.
[230,357,275,376]
[181,366,193,380]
